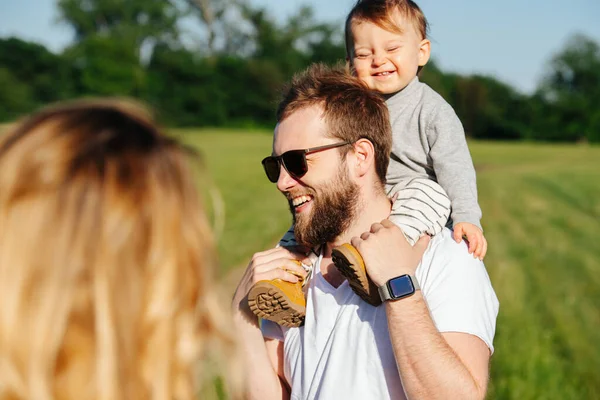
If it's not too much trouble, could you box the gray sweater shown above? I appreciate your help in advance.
[385,77,482,229]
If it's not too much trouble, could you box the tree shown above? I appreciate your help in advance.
[537,34,600,142]
[63,36,143,96]
[57,0,181,59]
[246,5,345,77]
[185,0,249,55]
[0,38,73,104]
[56,0,184,98]
[0,68,35,121]
[422,62,529,140]
[146,44,228,125]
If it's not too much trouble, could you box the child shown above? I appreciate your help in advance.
[248,0,487,326]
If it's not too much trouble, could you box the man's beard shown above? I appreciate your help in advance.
[290,165,360,247]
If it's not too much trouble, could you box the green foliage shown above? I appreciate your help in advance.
[146,45,227,125]
[0,37,74,108]
[421,62,532,140]
[56,0,182,99]
[146,48,284,126]
[64,35,144,96]
[0,68,35,121]
[57,0,180,46]
[537,34,600,143]
[247,5,345,76]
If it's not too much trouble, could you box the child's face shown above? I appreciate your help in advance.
[350,12,430,95]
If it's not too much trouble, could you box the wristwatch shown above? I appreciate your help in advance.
[378,274,420,302]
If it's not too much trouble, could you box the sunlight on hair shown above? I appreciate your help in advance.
[0,98,240,400]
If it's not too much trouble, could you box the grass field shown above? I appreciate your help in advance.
[2,124,598,399]
[181,129,600,400]
[471,142,600,399]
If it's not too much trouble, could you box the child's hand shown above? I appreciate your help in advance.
[453,222,487,260]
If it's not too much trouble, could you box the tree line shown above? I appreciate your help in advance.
[1,0,599,142]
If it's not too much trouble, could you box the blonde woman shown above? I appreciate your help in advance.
[0,100,234,400]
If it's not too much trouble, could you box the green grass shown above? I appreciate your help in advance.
[470,141,600,399]
[181,132,600,400]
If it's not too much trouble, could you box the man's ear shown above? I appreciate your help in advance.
[350,138,375,178]
[418,39,431,66]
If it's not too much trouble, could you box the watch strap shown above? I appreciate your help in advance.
[378,274,420,302]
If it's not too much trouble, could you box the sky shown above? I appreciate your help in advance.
[1,0,599,93]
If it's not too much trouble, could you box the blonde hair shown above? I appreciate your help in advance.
[0,99,232,400]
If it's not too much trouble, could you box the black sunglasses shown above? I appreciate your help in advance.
[262,141,352,183]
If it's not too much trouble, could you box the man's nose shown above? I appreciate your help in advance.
[276,164,298,192]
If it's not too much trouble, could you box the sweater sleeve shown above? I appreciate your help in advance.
[427,101,482,229]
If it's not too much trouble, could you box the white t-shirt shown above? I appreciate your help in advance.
[262,228,499,400]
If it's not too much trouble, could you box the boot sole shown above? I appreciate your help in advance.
[248,281,306,327]
[332,245,382,306]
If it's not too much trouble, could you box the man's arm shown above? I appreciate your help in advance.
[385,293,490,399]
[265,338,291,396]
[352,220,494,399]
[231,308,287,399]
[231,247,310,399]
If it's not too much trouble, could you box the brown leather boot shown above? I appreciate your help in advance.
[332,243,382,306]
[248,267,306,327]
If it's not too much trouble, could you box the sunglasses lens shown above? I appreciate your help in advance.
[262,157,280,183]
[282,151,308,178]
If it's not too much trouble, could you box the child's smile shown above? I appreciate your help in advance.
[350,10,430,95]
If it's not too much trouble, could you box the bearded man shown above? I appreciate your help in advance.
[232,64,499,400]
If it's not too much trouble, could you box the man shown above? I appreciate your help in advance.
[232,64,499,399]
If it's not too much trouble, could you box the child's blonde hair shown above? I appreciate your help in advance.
[0,99,233,400]
[345,0,430,58]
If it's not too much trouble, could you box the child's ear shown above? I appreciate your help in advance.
[418,39,431,67]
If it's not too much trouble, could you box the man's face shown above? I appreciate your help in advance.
[350,11,430,94]
[272,106,359,246]
[291,160,359,247]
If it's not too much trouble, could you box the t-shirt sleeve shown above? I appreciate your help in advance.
[418,232,499,353]
[261,319,285,342]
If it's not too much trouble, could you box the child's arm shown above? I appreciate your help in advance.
[387,178,451,245]
[427,102,487,259]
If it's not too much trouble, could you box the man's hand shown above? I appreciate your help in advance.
[232,246,311,322]
[350,219,430,287]
[452,222,487,260]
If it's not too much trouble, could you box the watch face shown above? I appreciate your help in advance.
[388,275,415,299]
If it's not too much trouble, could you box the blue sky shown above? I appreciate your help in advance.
[1,0,599,93]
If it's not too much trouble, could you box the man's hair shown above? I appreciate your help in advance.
[277,63,392,184]
[344,0,429,59]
